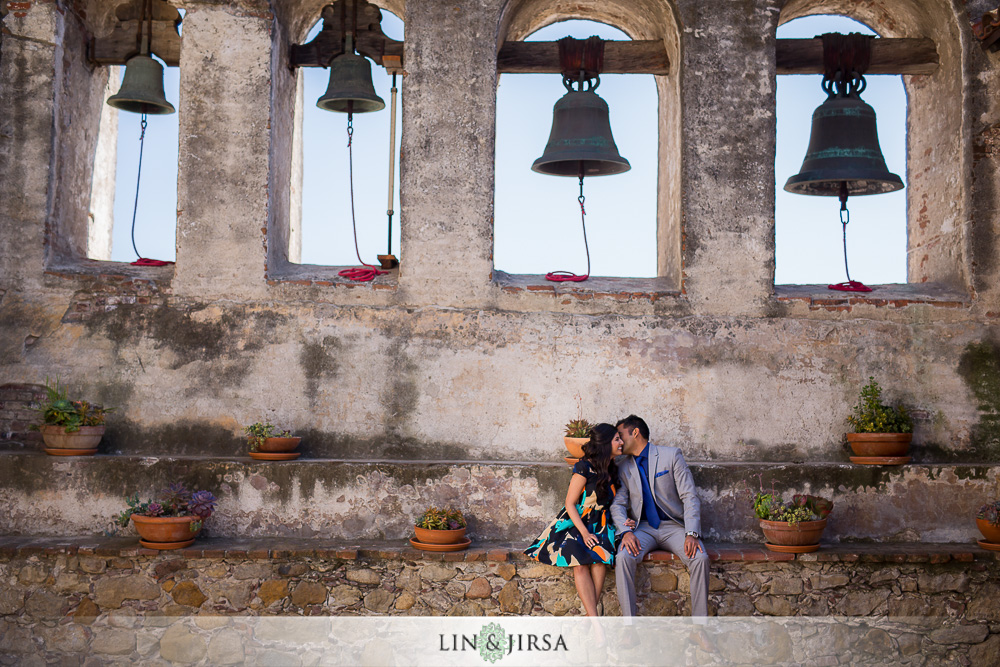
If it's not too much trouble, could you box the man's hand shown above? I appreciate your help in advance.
[621,531,641,556]
[684,535,703,559]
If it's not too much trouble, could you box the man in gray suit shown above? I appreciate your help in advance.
[611,415,709,616]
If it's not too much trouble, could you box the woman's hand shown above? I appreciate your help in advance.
[582,532,598,549]
[624,518,636,529]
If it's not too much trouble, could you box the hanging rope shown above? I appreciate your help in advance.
[338,111,387,282]
[828,181,872,292]
[546,175,591,282]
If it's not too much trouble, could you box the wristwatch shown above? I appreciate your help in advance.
[685,531,699,539]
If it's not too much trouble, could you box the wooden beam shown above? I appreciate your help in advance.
[497,40,669,75]
[776,38,938,75]
[88,20,181,67]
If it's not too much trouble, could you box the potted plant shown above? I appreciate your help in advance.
[411,507,469,552]
[115,482,217,550]
[976,499,1000,550]
[244,419,301,460]
[32,380,111,456]
[846,377,913,465]
[745,479,833,553]
[562,395,592,461]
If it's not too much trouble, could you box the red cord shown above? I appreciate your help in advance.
[338,112,387,283]
[546,178,590,282]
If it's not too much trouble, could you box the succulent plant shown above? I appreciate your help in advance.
[977,500,1000,527]
[189,491,217,519]
[32,379,112,432]
[564,418,593,438]
[740,475,833,526]
[115,481,217,528]
[416,507,467,530]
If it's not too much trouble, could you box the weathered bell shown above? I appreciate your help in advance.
[532,88,630,177]
[784,90,902,197]
[106,54,175,115]
[317,53,385,113]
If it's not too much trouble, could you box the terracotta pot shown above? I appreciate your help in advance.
[40,425,105,450]
[564,436,589,459]
[131,515,203,549]
[258,436,301,453]
[414,525,466,545]
[977,518,1000,544]
[759,519,827,547]
[847,433,912,457]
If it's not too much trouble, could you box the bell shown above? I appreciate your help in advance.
[784,90,902,197]
[106,54,175,115]
[532,87,630,177]
[317,53,385,113]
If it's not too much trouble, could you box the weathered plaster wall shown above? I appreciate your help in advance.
[2,0,1000,540]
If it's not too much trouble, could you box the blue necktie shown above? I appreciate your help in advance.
[636,455,661,529]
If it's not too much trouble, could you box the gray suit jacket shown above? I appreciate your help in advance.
[611,443,701,537]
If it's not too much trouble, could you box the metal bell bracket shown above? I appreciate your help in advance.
[557,36,605,87]
[290,0,403,70]
[88,0,181,67]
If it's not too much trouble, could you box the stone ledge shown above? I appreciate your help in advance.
[775,283,971,313]
[0,536,992,564]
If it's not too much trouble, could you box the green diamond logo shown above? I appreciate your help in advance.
[478,622,507,663]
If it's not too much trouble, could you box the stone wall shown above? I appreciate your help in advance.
[0,538,998,664]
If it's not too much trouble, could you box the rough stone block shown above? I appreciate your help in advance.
[364,588,394,613]
[770,577,803,595]
[347,568,381,585]
[207,629,245,665]
[171,581,207,608]
[650,570,678,592]
[158,625,208,664]
[330,585,361,608]
[258,580,289,607]
[290,581,327,606]
[94,575,160,608]
[810,574,849,590]
[466,577,492,599]
[754,596,793,616]
[420,564,456,582]
[918,573,970,594]
[79,557,107,574]
[25,590,65,619]
[91,628,136,655]
[498,581,523,613]
[928,623,990,644]
[233,563,271,580]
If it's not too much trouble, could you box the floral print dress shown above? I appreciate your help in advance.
[524,460,618,567]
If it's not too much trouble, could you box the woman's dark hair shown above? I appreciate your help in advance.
[582,423,619,500]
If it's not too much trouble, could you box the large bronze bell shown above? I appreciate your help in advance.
[317,53,385,113]
[106,54,175,115]
[784,79,901,197]
[532,80,630,177]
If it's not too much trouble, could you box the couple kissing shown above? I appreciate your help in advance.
[524,415,709,618]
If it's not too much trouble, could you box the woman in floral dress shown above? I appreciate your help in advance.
[525,422,630,616]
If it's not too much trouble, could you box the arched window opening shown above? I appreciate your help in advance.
[775,15,907,286]
[494,19,658,279]
[89,6,183,264]
[291,11,403,267]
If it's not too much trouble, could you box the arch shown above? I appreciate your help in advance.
[777,0,970,290]
[496,0,684,285]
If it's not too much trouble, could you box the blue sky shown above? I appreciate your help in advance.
[109,14,906,285]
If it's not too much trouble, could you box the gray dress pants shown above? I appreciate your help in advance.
[615,520,709,616]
